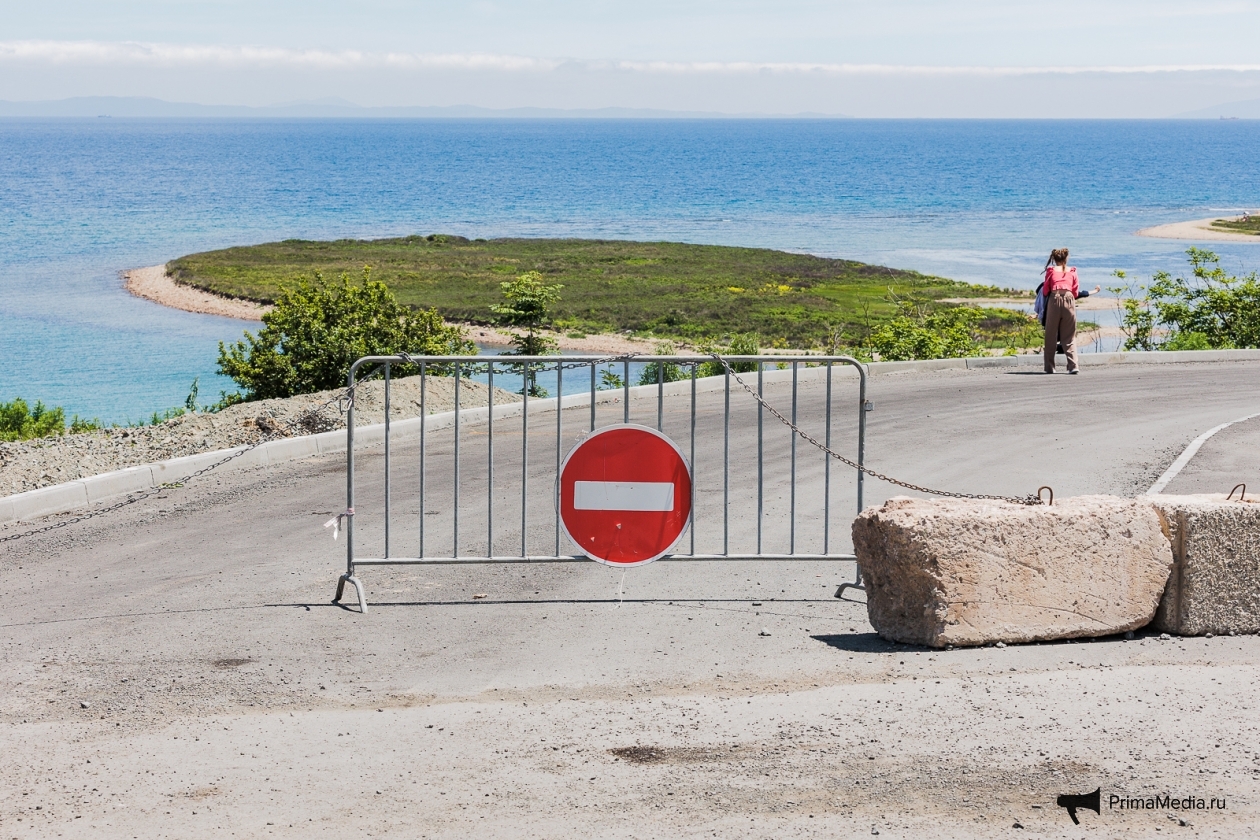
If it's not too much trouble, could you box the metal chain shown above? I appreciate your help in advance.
[711,354,1046,506]
[0,376,375,546]
[3,351,1039,546]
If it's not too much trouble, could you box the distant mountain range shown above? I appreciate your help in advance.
[1174,98,1260,119]
[0,96,850,119]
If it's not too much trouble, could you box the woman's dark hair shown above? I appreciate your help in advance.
[1045,248,1069,268]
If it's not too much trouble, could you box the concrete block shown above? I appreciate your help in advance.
[1150,494,1260,636]
[852,495,1173,648]
[82,465,154,503]
[257,435,319,465]
[151,449,246,485]
[8,482,90,523]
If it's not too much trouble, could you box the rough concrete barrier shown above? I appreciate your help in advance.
[1150,494,1260,636]
[852,495,1174,648]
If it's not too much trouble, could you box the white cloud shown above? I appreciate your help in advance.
[4,40,1260,76]
[0,41,559,72]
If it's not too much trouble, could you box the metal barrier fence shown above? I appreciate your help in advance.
[333,354,869,612]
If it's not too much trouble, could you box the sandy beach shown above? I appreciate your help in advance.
[1135,217,1260,243]
[123,265,272,320]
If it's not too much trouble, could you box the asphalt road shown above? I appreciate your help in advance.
[2,360,1259,839]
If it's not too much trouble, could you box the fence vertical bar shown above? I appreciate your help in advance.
[824,362,833,555]
[853,364,869,589]
[453,362,461,559]
[555,361,563,556]
[419,362,426,559]
[622,359,630,424]
[384,362,391,559]
[522,362,530,558]
[857,365,866,515]
[689,363,696,556]
[589,363,596,431]
[343,363,357,598]
[723,369,730,556]
[487,362,494,558]
[756,361,764,555]
[790,361,798,555]
[657,363,664,431]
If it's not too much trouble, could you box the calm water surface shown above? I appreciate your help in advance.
[1,118,1257,421]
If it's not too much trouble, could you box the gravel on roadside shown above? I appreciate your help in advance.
[0,375,519,496]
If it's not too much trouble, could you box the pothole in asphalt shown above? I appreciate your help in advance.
[610,746,739,765]
[212,658,253,669]
[610,746,668,764]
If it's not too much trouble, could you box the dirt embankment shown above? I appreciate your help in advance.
[0,376,517,497]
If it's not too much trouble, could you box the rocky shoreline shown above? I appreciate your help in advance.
[0,375,518,497]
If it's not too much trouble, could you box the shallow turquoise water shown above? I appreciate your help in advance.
[1,118,1257,422]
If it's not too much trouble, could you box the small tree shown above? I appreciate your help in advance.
[492,271,563,396]
[217,268,474,400]
[491,271,563,356]
[1114,249,1260,351]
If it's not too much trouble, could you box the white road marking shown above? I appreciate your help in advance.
[1147,410,1260,494]
[573,481,674,511]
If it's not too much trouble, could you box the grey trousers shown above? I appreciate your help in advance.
[1043,289,1078,373]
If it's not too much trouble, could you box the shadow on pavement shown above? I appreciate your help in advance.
[810,632,906,653]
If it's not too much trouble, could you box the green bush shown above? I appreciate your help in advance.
[0,398,101,441]
[868,307,982,361]
[1115,248,1260,351]
[697,333,761,377]
[217,269,475,400]
[637,342,686,385]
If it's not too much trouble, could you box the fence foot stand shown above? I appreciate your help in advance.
[334,574,368,613]
[834,564,865,600]
[834,581,865,599]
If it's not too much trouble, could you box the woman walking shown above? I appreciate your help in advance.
[1041,248,1100,374]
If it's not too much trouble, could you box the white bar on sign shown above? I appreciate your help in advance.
[573,481,674,511]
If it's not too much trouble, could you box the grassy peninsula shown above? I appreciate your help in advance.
[168,235,1027,349]
[1210,216,1260,235]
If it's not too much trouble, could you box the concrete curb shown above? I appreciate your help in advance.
[5,348,1260,526]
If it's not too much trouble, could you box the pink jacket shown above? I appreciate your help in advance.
[1043,265,1079,297]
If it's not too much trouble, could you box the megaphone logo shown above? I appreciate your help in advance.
[1056,787,1101,824]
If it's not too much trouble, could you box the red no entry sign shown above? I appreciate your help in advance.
[558,424,693,566]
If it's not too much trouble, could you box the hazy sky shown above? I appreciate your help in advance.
[3,1,1260,116]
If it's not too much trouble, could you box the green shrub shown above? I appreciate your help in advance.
[697,333,762,377]
[637,342,686,385]
[217,268,474,400]
[0,398,65,441]
[1115,249,1260,351]
[0,398,101,441]
[868,307,982,361]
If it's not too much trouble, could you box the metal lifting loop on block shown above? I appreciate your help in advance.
[1227,483,1247,502]
[1037,486,1054,506]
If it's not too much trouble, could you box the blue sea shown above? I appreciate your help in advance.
[1,118,1258,423]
